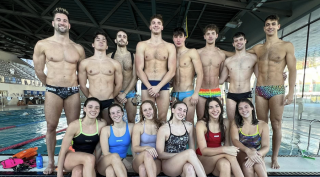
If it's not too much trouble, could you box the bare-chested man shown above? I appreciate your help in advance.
[219,32,258,122]
[136,14,176,122]
[171,27,203,123]
[33,8,85,174]
[79,31,123,125]
[196,24,226,120]
[107,30,137,123]
[247,15,297,169]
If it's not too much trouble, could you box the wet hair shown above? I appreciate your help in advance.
[108,103,124,125]
[92,31,107,43]
[139,100,162,129]
[168,101,188,122]
[264,15,280,24]
[202,97,225,143]
[173,27,186,37]
[233,32,246,41]
[150,14,164,25]
[203,24,219,35]
[117,29,128,38]
[234,98,259,128]
[82,97,101,120]
[52,7,69,21]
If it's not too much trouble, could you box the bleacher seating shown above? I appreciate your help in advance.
[0,59,40,86]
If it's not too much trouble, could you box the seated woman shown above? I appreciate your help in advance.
[97,103,134,177]
[230,98,269,177]
[132,100,162,177]
[156,101,206,177]
[196,97,243,177]
[57,97,106,177]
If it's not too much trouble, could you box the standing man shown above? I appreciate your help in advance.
[135,14,176,122]
[33,8,85,174]
[219,32,258,122]
[171,27,203,123]
[247,15,296,169]
[196,24,226,120]
[79,31,123,125]
[107,30,137,123]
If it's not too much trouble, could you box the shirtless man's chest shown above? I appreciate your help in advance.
[198,49,224,89]
[44,41,81,86]
[173,50,195,91]
[144,43,169,80]
[113,52,134,89]
[255,43,287,85]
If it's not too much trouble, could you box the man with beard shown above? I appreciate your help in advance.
[219,32,258,122]
[135,14,176,122]
[107,30,137,123]
[33,7,85,174]
[196,24,226,120]
[171,27,203,123]
[79,31,123,125]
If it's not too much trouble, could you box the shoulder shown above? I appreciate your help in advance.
[196,120,206,130]
[246,52,258,60]
[158,123,170,132]
[164,41,175,48]
[101,126,110,134]
[188,48,199,56]
[109,58,121,67]
[184,121,194,130]
[80,58,90,65]
[67,119,80,132]
[71,41,85,53]
[197,47,204,54]
[224,56,234,65]
[106,52,113,57]
[137,41,148,48]
[98,119,107,128]
[282,41,294,49]
[133,122,143,129]
[252,44,263,51]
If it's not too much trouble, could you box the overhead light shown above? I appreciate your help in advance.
[226,19,242,28]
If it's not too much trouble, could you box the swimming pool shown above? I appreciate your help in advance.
[0,106,319,157]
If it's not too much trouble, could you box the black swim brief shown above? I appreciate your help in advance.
[46,84,79,100]
[100,99,114,111]
[227,91,252,103]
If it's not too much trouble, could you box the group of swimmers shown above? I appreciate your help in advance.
[58,97,269,177]
[33,6,296,175]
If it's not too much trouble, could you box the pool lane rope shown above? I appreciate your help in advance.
[0,128,67,153]
[0,120,46,131]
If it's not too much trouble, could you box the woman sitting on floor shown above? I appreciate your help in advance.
[57,97,106,177]
[132,100,162,177]
[97,103,134,177]
[196,97,244,177]
[156,101,206,177]
[230,98,269,177]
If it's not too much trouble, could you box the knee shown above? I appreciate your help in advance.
[185,149,197,158]
[139,163,146,173]
[183,163,195,175]
[110,153,122,163]
[105,166,115,177]
[84,154,95,166]
[72,166,83,177]
[46,123,57,132]
[218,159,231,170]
[143,151,153,160]
[271,120,282,129]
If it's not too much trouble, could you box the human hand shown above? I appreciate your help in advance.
[145,147,158,158]
[148,86,160,97]
[223,146,239,156]
[283,72,287,81]
[283,94,293,105]
[246,149,264,164]
[190,93,199,106]
[116,92,127,104]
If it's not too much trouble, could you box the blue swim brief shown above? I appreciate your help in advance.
[121,90,136,99]
[171,90,194,101]
[141,80,170,90]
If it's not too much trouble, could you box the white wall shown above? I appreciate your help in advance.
[0,83,45,105]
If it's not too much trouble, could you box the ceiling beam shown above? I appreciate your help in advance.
[189,4,206,38]
[0,16,33,35]
[99,0,125,25]
[0,30,30,45]
[24,0,38,13]
[14,16,32,32]
[41,0,61,16]
[126,0,141,41]
[27,0,45,11]
[248,12,264,23]
[151,0,156,15]
[128,0,149,27]
[264,0,304,5]
[76,27,91,40]
[187,0,292,16]
[74,0,99,26]
[35,23,48,34]
[164,6,181,28]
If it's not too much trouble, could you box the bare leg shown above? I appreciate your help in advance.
[64,93,80,124]
[63,152,95,177]
[102,109,111,125]
[183,97,196,124]
[156,90,170,122]
[132,151,161,177]
[181,163,196,177]
[97,153,127,176]
[196,96,206,121]
[269,94,284,169]
[138,164,147,177]
[44,92,63,174]
[212,158,231,177]
[255,96,269,123]
[237,151,255,177]
[253,160,268,177]
[226,98,237,122]
[162,149,206,177]
[71,165,83,177]
[141,90,155,102]
[105,166,116,177]
[125,98,137,123]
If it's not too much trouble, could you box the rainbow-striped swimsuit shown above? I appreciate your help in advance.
[199,88,221,98]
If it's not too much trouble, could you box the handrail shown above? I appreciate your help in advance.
[307,119,320,151]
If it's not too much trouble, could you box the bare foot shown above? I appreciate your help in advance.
[271,159,280,169]
[43,163,55,174]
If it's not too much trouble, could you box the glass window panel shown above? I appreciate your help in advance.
[283,14,309,36]
[311,7,320,21]
[278,29,283,38]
